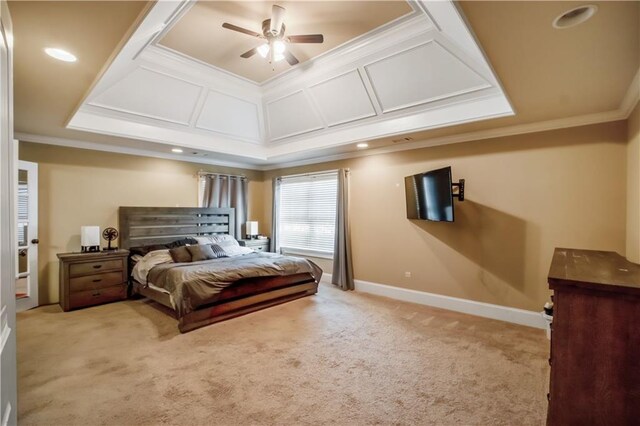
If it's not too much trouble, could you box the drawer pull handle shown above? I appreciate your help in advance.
[93,264,102,269]
[92,292,101,297]
[92,279,102,283]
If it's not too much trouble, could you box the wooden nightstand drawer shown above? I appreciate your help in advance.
[69,258,123,277]
[69,285,127,309]
[58,250,129,311]
[239,239,270,252]
[69,271,125,293]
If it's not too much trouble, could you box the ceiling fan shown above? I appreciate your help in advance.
[222,5,324,67]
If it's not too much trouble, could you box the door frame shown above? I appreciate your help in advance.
[0,0,16,424]
[16,160,37,312]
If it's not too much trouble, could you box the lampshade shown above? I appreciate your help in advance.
[246,221,259,237]
[81,226,100,252]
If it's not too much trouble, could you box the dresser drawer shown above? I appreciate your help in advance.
[68,285,126,309]
[69,271,125,293]
[69,258,123,277]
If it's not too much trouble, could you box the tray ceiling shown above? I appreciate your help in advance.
[66,0,514,165]
[158,1,414,83]
[11,1,639,169]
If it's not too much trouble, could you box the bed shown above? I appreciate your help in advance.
[119,207,321,333]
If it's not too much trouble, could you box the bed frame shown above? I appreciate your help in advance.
[118,207,319,332]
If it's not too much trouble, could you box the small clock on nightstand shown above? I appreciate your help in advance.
[239,238,270,253]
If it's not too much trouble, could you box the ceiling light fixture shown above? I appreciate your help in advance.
[356,143,369,149]
[257,44,270,58]
[552,5,598,29]
[257,41,285,62]
[44,47,77,62]
[171,148,183,153]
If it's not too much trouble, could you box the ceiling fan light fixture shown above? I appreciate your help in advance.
[257,43,270,58]
[274,53,285,62]
[273,40,286,55]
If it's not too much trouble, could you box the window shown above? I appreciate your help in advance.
[277,171,338,256]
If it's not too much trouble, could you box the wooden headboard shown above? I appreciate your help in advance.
[118,207,235,249]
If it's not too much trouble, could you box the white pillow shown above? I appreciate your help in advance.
[132,249,173,283]
[195,236,214,244]
[194,234,252,257]
[195,234,239,246]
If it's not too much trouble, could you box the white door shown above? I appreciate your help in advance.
[0,1,16,424]
[16,161,37,312]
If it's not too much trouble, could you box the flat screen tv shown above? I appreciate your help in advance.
[405,166,455,222]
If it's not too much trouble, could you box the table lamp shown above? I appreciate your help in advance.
[246,221,259,239]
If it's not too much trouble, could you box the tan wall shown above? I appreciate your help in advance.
[264,121,628,311]
[19,142,265,305]
[627,102,640,263]
[21,119,630,311]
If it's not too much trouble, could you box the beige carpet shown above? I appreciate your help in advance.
[17,284,549,425]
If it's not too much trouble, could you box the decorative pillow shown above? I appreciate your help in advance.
[169,246,192,263]
[210,244,228,258]
[129,244,168,257]
[187,244,217,262]
[166,237,198,248]
[130,238,198,257]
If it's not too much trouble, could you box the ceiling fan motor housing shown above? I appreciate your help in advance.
[262,19,285,38]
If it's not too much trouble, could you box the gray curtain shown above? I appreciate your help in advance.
[202,175,247,239]
[270,177,281,253]
[332,169,354,290]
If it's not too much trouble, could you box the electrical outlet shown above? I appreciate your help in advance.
[404,271,412,278]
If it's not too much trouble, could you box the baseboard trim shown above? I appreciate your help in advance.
[321,272,545,329]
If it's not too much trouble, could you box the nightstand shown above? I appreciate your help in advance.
[239,238,270,252]
[57,249,129,311]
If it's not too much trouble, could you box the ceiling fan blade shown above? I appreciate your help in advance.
[222,22,262,38]
[270,5,286,35]
[284,50,299,66]
[240,47,258,58]
[287,34,324,44]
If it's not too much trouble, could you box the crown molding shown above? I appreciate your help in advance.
[621,66,640,118]
[15,133,265,171]
[262,107,630,170]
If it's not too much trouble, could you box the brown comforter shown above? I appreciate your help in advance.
[147,252,322,317]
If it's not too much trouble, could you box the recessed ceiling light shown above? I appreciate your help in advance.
[356,143,369,149]
[171,148,183,153]
[44,47,77,62]
[552,5,598,29]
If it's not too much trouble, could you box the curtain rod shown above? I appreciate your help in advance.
[278,169,344,180]
[197,171,246,179]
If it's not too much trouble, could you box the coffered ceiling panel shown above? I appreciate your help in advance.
[364,40,491,114]
[158,0,414,83]
[90,67,202,125]
[195,90,261,141]
[308,70,377,127]
[267,90,324,140]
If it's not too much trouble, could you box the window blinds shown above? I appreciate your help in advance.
[278,171,338,254]
[17,181,28,247]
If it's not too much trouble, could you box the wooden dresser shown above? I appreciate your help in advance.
[547,248,640,425]
[58,250,129,311]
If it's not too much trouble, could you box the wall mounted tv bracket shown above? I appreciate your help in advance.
[452,179,465,201]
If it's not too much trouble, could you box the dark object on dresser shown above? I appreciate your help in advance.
[58,250,129,311]
[102,227,119,251]
[547,248,640,425]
